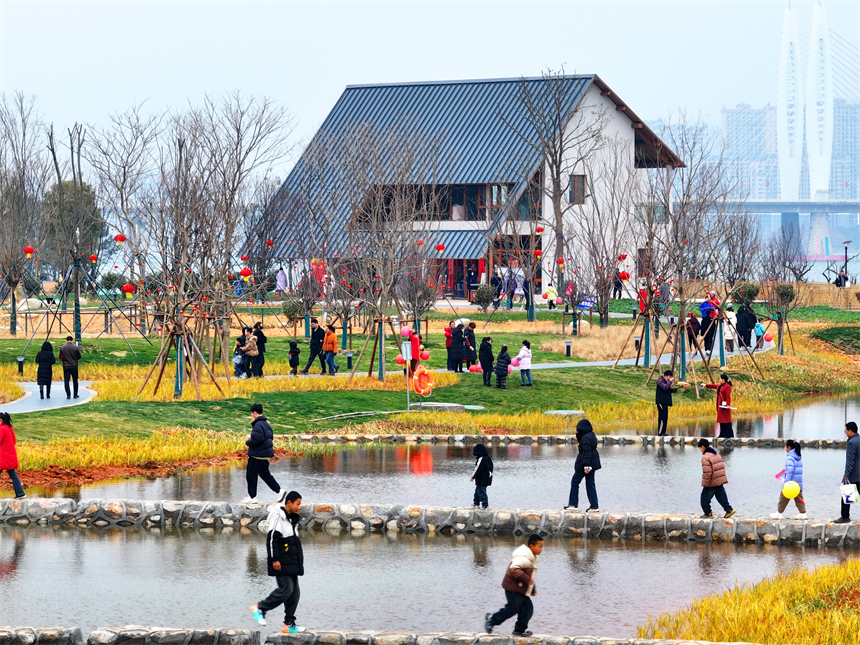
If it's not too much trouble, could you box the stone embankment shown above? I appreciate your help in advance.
[0,628,763,645]
[1,498,858,548]
[295,433,849,449]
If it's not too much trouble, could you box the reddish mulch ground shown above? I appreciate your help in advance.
[1,449,291,491]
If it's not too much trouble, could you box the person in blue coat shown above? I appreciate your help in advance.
[771,439,806,519]
[565,419,601,511]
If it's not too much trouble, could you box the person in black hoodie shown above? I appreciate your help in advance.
[35,341,56,399]
[471,443,494,508]
[288,341,301,376]
[301,318,327,375]
[253,322,268,377]
[251,490,304,632]
[464,322,478,369]
[479,337,494,387]
[565,419,601,511]
[735,304,757,350]
[451,324,465,373]
[243,403,282,503]
[494,345,511,389]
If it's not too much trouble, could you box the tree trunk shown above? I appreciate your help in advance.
[73,261,82,345]
[9,285,17,336]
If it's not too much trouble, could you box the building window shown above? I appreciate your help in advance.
[569,175,586,204]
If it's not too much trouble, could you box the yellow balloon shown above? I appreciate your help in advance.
[782,480,801,499]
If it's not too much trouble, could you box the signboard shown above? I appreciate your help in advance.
[578,295,597,310]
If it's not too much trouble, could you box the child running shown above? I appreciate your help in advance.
[471,443,493,508]
[484,534,543,637]
[771,439,807,519]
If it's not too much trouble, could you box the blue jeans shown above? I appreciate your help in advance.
[473,485,488,508]
[325,351,338,374]
[6,470,24,497]
[568,469,598,509]
[233,361,245,378]
[520,369,532,385]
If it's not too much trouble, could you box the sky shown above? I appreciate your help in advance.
[1,0,858,170]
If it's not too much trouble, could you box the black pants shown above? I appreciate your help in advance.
[258,574,300,626]
[255,353,265,377]
[304,347,326,373]
[481,362,493,386]
[718,423,734,438]
[568,469,598,509]
[841,480,860,519]
[246,457,281,498]
[39,383,52,397]
[496,374,507,388]
[63,367,79,397]
[656,403,669,435]
[244,355,256,378]
[613,285,622,299]
[490,590,533,634]
[701,485,732,515]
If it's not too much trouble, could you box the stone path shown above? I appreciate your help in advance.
[2,381,96,414]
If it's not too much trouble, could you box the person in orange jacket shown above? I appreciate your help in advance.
[702,373,734,437]
[322,325,339,375]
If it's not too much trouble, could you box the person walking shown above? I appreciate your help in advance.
[35,341,56,399]
[322,324,339,375]
[444,321,455,371]
[613,272,623,300]
[699,307,717,353]
[545,283,558,310]
[242,328,259,378]
[834,422,860,524]
[703,374,734,437]
[490,271,503,309]
[735,304,756,350]
[242,403,282,503]
[484,534,543,637]
[250,490,305,633]
[253,322,268,377]
[233,338,247,379]
[300,319,327,375]
[288,341,301,376]
[655,369,678,436]
[566,419,601,511]
[58,336,82,400]
[515,340,532,387]
[451,323,465,373]
[479,337,494,387]
[463,322,478,370]
[471,443,493,508]
[698,438,734,518]
[0,412,25,499]
[771,440,807,519]
[494,345,511,389]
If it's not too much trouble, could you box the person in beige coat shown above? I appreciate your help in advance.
[698,438,735,518]
[484,534,543,637]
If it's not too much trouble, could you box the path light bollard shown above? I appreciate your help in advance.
[565,341,572,357]
[16,356,25,375]
[346,351,354,370]
[634,336,641,351]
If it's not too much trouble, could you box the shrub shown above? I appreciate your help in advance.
[473,285,496,313]
[281,299,303,322]
[731,282,759,306]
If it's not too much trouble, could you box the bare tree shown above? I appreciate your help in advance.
[0,93,49,334]
[759,224,810,355]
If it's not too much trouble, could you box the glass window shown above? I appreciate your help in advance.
[451,185,465,221]
[569,175,586,204]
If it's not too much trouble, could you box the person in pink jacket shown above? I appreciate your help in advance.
[0,412,25,498]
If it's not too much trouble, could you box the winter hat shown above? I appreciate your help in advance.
[575,418,593,435]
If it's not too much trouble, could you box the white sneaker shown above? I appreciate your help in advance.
[770,512,783,519]
[796,513,808,520]
[241,496,258,504]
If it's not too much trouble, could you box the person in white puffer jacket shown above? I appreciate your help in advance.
[515,340,533,387]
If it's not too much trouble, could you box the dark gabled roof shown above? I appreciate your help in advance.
[267,75,682,258]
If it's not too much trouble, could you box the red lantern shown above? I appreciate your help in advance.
[534,249,543,258]
[89,254,98,264]
[556,258,564,265]
[536,226,544,235]
[265,240,274,248]
[618,271,630,282]
[435,243,445,254]
[240,255,249,262]
[417,239,424,247]
[618,254,628,261]
[121,283,135,299]
[114,233,127,246]
[23,246,34,259]
[240,267,253,282]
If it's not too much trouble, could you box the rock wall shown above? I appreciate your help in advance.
[0,628,82,645]
[294,434,848,450]
[0,498,857,547]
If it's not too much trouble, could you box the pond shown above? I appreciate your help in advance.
[0,525,847,637]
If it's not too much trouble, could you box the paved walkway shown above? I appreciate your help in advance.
[2,381,97,414]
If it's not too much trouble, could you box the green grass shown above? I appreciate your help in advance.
[812,326,860,354]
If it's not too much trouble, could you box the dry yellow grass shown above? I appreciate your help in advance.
[539,325,639,362]
[639,558,860,645]
[0,380,24,404]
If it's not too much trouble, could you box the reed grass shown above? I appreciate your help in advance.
[539,325,638,362]
[0,380,24,404]
[638,558,860,645]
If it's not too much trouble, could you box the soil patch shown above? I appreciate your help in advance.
[3,448,291,490]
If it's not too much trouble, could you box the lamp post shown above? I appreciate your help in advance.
[844,241,852,277]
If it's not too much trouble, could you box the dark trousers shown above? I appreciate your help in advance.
[243,355,255,378]
[701,485,732,515]
[841,480,860,519]
[496,374,507,388]
[613,285,622,299]
[490,590,533,634]
[718,423,734,438]
[246,457,281,498]
[304,347,326,373]
[6,470,24,497]
[255,354,265,377]
[446,347,454,371]
[258,574,300,626]
[481,363,493,385]
[473,485,488,508]
[63,367,79,397]
[656,403,669,435]
[568,469,598,509]
[39,383,52,398]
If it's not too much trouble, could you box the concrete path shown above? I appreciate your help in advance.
[2,381,97,414]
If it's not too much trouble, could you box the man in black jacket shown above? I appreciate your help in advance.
[655,369,678,436]
[835,422,860,523]
[471,443,494,508]
[243,403,282,503]
[300,319,327,375]
[251,490,305,632]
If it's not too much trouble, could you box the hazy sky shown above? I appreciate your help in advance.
[1,0,858,165]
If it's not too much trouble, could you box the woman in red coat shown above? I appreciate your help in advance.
[0,412,25,498]
[703,374,734,438]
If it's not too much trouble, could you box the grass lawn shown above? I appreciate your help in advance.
[812,325,860,354]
